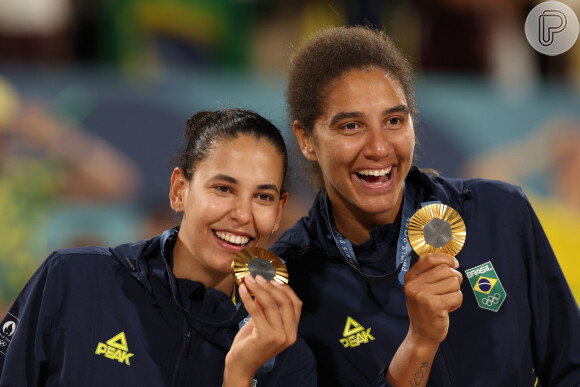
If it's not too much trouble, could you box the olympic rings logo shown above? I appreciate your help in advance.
[482,293,501,306]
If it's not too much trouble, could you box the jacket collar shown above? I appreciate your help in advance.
[406,166,472,210]
[110,228,247,346]
[111,227,233,309]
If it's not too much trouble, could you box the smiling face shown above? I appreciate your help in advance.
[295,68,415,241]
[170,135,288,288]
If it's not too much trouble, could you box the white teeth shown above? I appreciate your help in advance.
[215,231,250,245]
[357,167,392,176]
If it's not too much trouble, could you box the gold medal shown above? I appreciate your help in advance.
[232,247,289,286]
[408,203,466,256]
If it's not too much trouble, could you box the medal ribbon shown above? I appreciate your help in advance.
[160,229,248,328]
[323,184,439,284]
[160,229,276,373]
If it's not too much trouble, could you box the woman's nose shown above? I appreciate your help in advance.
[230,197,252,224]
[363,125,391,160]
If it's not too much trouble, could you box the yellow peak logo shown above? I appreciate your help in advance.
[340,316,375,348]
[95,332,134,365]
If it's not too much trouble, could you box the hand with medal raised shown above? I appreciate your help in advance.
[404,204,466,343]
[388,204,466,384]
[224,248,302,387]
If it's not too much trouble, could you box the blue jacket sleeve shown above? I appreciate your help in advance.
[0,252,62,386]
[524,201,580,385]
[372,366,393,387]
[258,338,317,386]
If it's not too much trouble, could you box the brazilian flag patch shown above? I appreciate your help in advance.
[465,261,506,312]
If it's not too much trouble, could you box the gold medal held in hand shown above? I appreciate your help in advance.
[408,203,466,256]
[232,247,289,286]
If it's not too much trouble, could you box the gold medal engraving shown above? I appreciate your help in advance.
[232,247,289,286]
[408,203,466,256]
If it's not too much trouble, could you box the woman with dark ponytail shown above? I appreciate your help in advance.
[0,108,317,386]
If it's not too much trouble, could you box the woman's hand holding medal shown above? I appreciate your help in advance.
[403,253,463,346]
[388,204,466,384]
[224,249,301,387]
[404,203,466,346]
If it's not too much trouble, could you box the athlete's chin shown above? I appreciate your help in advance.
[353,197,400,219]
[210,253,236,274]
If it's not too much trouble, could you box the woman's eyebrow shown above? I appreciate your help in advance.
[382,105,410,116]
[329,111,363,126]
[328,104,409,127]
[212,174,238,184]
[212,174,280,194]
[257,184,280,194]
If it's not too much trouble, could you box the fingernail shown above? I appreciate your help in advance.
[272,280,282,286]
[256,275,267,284]
[454,259,460,268]
[239,284,248,294]
[245,274,255,284]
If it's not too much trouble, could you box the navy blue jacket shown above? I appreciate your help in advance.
[0,228,316,386]
[271,167,580,386]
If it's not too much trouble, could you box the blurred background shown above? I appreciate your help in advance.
[1,0,579,316]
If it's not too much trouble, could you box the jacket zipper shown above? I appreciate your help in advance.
[181,330,192,358]
[171,320,191,386]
